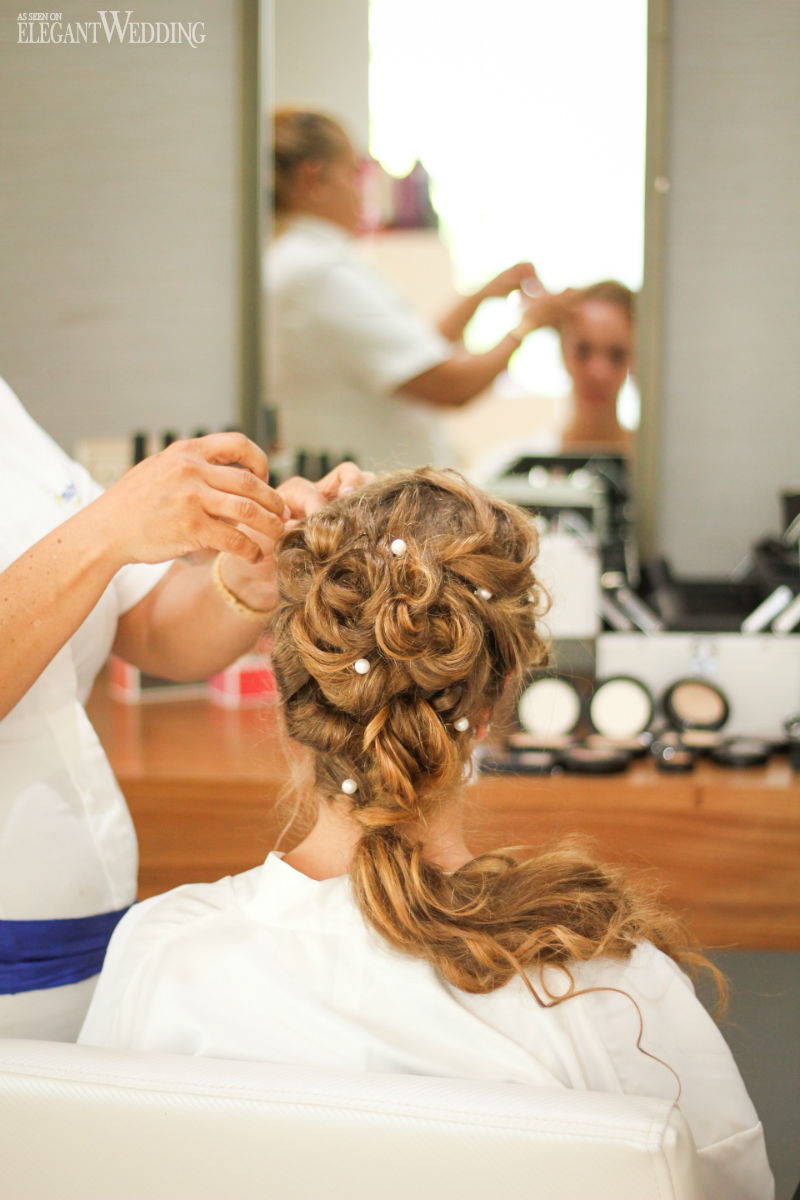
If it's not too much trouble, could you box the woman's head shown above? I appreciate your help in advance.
[560,280,635,409]
[272,467,547,829]
[272,108,361,233]
[271,469,722,1007]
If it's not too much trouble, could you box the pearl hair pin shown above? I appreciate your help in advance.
[476,588,493,601]
[454,717,471,732]
[354,658,371,675]
[390,538,407,556]
[341,778,358,795]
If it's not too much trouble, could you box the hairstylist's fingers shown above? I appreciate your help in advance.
[508,260,537,286]
[223,523,279,566]
[520,271,544,298]
[483,262,538,299]
[277,475,326,519]
[521,289,569,332]
[199,482,286,543]
[200,463,287,520]
[317,461,375,499]
[186,432,270,479]
[201,517,265,563]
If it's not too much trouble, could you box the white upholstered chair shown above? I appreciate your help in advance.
[0,1037,703,1200]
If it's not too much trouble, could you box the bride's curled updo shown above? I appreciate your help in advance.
[274,468,545,813]
[272,468,719,1003]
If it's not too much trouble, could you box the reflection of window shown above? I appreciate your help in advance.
[369,0,647,423]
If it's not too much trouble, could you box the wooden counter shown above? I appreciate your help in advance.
[86,684,800,951]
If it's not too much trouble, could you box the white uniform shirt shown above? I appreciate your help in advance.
[80,851,773,1200]
[266,216,452,472]
[0,377,168,1039]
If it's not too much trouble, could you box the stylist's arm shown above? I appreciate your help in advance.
[0,432,285,719]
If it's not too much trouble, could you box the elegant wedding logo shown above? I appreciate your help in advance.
[17,10,206,47]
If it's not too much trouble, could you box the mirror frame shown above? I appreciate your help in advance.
[634,0,669,559]
[252,0,669,564]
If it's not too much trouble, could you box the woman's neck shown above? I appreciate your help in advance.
[282,794,472,881]
[562,401,630,451]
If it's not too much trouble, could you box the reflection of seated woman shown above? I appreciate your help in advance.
[533,280,635,453]
[80,470,771,1200]
[449,281,635,477]
[267,108,544,472]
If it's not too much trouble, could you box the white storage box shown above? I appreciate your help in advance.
[597,632,800,739]
[536,532,601,640]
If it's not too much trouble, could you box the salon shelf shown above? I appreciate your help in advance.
[86,679,800,952]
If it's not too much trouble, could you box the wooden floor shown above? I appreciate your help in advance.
[86,683,800,951]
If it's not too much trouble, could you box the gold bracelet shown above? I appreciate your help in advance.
[212,553,272,622]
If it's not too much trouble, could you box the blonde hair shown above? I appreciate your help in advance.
[272,468,723,1008]
[272,108,351,213]
[572,279,635,326]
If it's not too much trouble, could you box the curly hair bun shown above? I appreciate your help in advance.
[270,468,723,1009]
[272,468,547,812]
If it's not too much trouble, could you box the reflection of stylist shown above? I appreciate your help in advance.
[0,376,357,1039]
[267,108,543,472]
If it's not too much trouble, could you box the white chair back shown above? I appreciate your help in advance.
[0,1038,703,1200]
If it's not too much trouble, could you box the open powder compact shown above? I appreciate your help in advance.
[652,741,697,773]
[649,727,697,773]
[559,744,630,775]
[480,748,560,776]
[661,678,730,742]
[516,676,582,747]
[587,676,654,753]
[679,728,724,751]
[709,737,771,768]
[585,733,652,756]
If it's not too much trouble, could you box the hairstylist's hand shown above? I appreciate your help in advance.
[218,462,375,614]
[479,262,539,301]
[316,461,375,499]
[90,433,288,569]
[215,471,350,614]
[516,288,579,337]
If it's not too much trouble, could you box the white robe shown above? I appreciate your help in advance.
[0,377,168,1039]
[80,851,773,1200]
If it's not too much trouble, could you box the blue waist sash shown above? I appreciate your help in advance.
[0,906,132,994]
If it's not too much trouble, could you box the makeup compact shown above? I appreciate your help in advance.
[559,744,631,775]
[661,678,730,746]
[678,728,724,752]
[480,748,560,776]
[586,675,654,752]
[585,733,652,758]
[709,737,771,768]
[516,676,582,746]
[648,727,697,773]
[652,741,697,774]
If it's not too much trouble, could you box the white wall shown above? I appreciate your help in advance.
[657,0,800,573]
[272,0,369,147]
[0,1,248,454]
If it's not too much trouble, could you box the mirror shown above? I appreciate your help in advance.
[263,0,646,479]
[263,0,799,580]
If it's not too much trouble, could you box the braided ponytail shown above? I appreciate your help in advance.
[273,469,722,1006]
